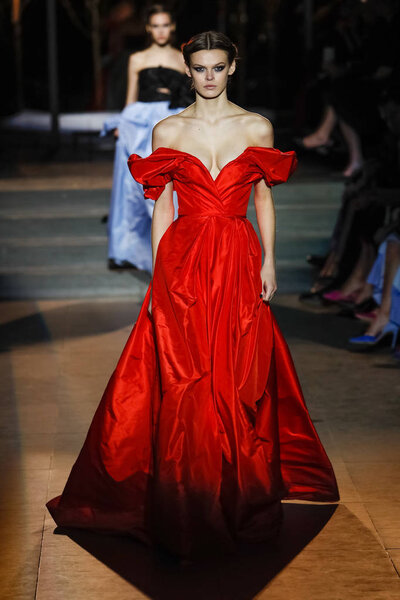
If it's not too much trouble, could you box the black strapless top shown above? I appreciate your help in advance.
[137,67,193,108]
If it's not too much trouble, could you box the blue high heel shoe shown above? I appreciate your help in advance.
[348,321,399,351]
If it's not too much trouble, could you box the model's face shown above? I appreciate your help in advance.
[186,49,236,98]
[146,13,175,46]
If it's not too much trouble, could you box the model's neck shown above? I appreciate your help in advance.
[149,42,172,51]
[193,90,231,123]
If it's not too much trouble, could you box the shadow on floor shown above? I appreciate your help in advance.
[0,297,362,353]
[55,503,337,600]
[272,303,364,349]
[0,300,139,351]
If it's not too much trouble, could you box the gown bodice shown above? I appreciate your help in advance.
[137,67,193,108]
[128,146,298,218]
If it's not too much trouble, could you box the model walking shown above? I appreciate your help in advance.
[103,4,192,272]
[48,31,339,558]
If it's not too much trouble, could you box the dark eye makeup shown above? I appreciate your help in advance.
[193,64,226,73]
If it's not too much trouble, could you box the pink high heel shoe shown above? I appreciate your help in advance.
[323,289,359,303]
[354,309,378,323]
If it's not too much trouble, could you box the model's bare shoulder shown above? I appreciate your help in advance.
[245,112,274,147]
[128,50,145,71]
[152,113,186,150]
[225,106,274,147]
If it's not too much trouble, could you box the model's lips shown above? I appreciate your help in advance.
[204,85,216,89]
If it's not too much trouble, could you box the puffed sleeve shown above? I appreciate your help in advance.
[127,152,177,201]
[248,147,298,186]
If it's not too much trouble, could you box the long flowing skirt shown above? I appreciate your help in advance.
[47,214,339,557]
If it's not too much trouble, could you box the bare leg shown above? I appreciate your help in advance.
[365,241,400,336]
[340,242,375,295]
[339,119,364,177]
[310,250,339,293]
[354,282,374,305]
[302,106,337,148]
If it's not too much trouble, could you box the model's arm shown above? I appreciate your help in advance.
[253,118,277,302]
[254,181,277,301]
[150,121,175,273]
[146,123,175,313]
[151,183,174,274]
[125,53,140,105]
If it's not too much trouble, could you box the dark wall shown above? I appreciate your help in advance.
[1,0,305,115]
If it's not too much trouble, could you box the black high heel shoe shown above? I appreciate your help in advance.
[108,259,138,271]
[298,275,337,306]
[306,254,328,267]
[337,297,379,318]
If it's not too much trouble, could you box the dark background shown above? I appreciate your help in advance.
[1,0,305,116]
[1,0,399,156]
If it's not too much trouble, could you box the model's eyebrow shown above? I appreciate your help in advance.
[192,62,226,67]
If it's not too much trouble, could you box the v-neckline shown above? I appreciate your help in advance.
[156,146,262,184]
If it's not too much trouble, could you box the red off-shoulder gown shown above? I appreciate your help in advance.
[47,147,339,557]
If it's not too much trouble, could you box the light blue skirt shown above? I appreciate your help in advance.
[367,235,400,325]
[391,267,400,326]
[102,101,184,272]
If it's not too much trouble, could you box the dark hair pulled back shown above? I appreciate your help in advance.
[181,31,238,66]
[145,3,175,25]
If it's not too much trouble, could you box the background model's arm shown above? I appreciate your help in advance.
[253,117,277,302]
[125,53,140,105]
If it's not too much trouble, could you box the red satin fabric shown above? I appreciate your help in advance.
[47,147,339,557]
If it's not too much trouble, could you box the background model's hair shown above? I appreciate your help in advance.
[144,3,175,25]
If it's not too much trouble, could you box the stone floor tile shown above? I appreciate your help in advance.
[0,401,58,435]
[344,501,381,542]
[1,526,44,600]
[253,505,400,600]
[49,433,86,470]
[47,468,75,500]
[37,516,157,600]
[388,550,400,577]
[365,502,400,550]
[333,429,400,464]
[0,468,50,509]
[329,458,362,502]
[56,400,100,433]
[0,433,54,470]
[345,463,400,503]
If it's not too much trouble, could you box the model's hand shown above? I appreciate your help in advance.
[260,263,277,302]
[113,128,119,139]
[148,286,152,316]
